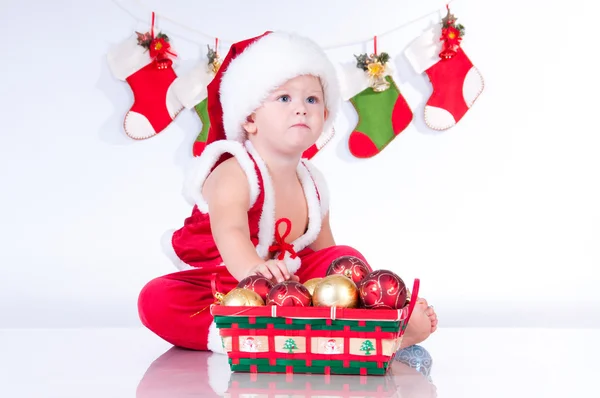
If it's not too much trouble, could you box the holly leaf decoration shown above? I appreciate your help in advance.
[376,52,390,64]
[207,45,218,65]
[156,32,170,42]
[354,52,390,72]
[135,31,152,48]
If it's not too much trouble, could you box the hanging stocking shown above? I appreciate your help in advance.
[191,98,212,156]
[107,13,182,140]
[173,42,222,156]
[348,76,413,158]
[301,126,335,160]
[341,38,413,158]
[405,7,484,130]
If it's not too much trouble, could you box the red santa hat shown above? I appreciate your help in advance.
[202,31,340,153]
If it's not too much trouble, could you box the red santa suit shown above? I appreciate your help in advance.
[137,31,369,353]
[137,139,369,352]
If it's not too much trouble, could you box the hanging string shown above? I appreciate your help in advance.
[150,11,155,37]
[373,36,378,55]
[116,0,455,49]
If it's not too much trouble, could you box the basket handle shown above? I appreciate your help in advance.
[211,273,225,303]
[402,278,420,330]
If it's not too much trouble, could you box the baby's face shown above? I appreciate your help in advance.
[244,75,327,154]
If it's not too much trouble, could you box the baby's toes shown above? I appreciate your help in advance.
[425,305,436,317]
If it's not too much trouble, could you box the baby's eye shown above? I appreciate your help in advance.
[278,95,291,103]
[306,96,319,104]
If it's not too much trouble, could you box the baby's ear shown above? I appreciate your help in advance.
[242,114,257,135]
[323,108,329,120]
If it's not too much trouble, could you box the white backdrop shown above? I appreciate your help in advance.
[1,0,599,329]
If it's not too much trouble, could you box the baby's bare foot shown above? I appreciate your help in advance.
[399,298,437,348]
[425,301,438,333]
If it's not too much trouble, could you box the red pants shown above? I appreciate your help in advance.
[138,245,368,351]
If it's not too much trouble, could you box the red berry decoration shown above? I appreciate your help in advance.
[326,255,372,285]
[266,281,312,307]
[358,270,407,309]
[237,275,274,302]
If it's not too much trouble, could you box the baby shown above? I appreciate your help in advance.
[138,31,437,353]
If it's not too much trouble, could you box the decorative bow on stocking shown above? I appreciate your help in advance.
[136,12,177,69]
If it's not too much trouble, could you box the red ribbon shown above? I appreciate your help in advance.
[268,218,298,260]
[373,35,377,56]
[191,273,224,317]
[438,5,462,60]
[147,12,177,68]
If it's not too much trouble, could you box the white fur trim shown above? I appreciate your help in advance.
[124,111,157,140]
[172,64,213,109]
[404,26,444,75]
[283,254,302,275]
[301,159,330,218]
[220,31,340,143]
[287,161,324,261]
[207,353,231,395]
[107,34,152,81]
[244,141,275,260]
[182,141,260,213]
[207,320,226,354]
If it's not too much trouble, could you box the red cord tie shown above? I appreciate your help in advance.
[136,12,177,69]
[190,273,224,318]
[269,218,298,260]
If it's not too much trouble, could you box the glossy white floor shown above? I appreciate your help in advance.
[1,327,598,397]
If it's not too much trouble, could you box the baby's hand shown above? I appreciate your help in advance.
[248,260,299,284]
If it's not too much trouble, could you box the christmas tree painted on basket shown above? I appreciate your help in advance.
[360,340,375,355]
[283,338,298,353]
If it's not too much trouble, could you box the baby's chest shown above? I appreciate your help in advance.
[274,194,308,241]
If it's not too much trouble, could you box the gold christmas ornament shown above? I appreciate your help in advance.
[206,44,222,75]
[215,291,225,304]
[303,278,322,296]
[221,288,265,306]
[312,275,359,308]
[354,51,391,92]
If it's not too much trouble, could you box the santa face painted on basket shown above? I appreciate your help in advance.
[243,75,329,156]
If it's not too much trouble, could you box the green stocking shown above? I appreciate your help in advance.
[193,98,211,156]
[348,76,412,158]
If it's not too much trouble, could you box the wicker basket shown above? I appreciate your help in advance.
[211,278,419,376]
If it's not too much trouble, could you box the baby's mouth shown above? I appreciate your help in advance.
[291,123,310,129]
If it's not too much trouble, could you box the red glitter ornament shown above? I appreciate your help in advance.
[326,256,372,285]
[237,275,274,302]
[266,281,312,307]
[358,270,407,309]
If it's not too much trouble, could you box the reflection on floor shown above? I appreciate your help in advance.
[136,344,436,398]
[3,328,598,397]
